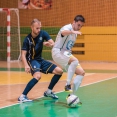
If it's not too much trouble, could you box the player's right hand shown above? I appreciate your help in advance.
[25,65,30,73]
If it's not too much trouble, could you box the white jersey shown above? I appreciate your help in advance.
[53,24,77,52]
[52,24,78,70]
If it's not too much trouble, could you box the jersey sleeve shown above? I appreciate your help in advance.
[60,25,71,32]
[43,31,51,41]
[60,24,72,37]
[21,37,29,51]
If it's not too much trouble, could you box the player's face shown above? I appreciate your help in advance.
[73,21,84,31]
[31,22,41,37]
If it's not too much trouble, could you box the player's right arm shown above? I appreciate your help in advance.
[61,30,82,36]
[21,50,30,73]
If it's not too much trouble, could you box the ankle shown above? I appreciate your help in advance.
[21,94,25,97]
[46,89,52,94]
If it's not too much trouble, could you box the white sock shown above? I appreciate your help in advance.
[66,61,78,85]
[72,75,84,95]
[21,94,25,97]
[47,89,52,94]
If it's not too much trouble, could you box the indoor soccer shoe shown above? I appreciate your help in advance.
[64,85,73,92]
[78,102,82,106]
[66,94,71,100]
[44,91,58,99]
[18,95,32,103]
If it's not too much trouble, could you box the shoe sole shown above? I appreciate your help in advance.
[44,95,58,100]
[78,102,82,106]
[44,93,58,99]
[18,100,33,103]
[64,90,73,92]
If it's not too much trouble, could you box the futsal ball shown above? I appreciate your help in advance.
[67,95,80,108]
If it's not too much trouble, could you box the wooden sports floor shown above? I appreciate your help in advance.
[0,61,117,117]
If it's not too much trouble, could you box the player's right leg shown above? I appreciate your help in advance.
[65,57,79,92]
[18,60,41,103]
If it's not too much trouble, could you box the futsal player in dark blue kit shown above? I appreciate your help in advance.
[18,19,63,102]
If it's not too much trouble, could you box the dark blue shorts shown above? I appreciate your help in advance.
[28,59,57,75]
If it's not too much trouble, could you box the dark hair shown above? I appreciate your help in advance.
[74,15,85,23]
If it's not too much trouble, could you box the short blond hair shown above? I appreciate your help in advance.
[31,19,41,25]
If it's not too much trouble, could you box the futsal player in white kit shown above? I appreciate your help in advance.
[52,15,85,97]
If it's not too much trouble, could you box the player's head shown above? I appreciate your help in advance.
[73,15,85,31]
[31,18,42,37]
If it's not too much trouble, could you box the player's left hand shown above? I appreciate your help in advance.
[43,42,53,47]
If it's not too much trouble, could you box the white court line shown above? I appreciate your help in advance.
[0,73,117,109]
[81,75,117,87]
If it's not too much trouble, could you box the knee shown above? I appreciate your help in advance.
[57,67,63,75]
[76,69,85,76]
[79,71,85,76]
[82,70,85,76]
[71,60,79,67]
[33,72,41,80]
[53,67,63,75]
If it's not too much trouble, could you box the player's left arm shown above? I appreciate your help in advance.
[43,31,54,47]
[43,39,54,47]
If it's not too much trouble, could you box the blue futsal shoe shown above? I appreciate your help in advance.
[44,91,58,99]
[18,95,32,103]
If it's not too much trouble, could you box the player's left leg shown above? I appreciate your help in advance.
[41,60,63,99]
[66,64,85,104]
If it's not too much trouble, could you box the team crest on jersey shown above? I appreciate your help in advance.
[39,37,42,40]
[34,66,36,68]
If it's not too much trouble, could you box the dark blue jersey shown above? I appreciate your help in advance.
[22,30,51,61]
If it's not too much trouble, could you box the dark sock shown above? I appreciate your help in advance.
[23,78,38,95]
[48,74,62,90]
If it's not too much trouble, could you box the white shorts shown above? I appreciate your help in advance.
[52,48,74,71]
